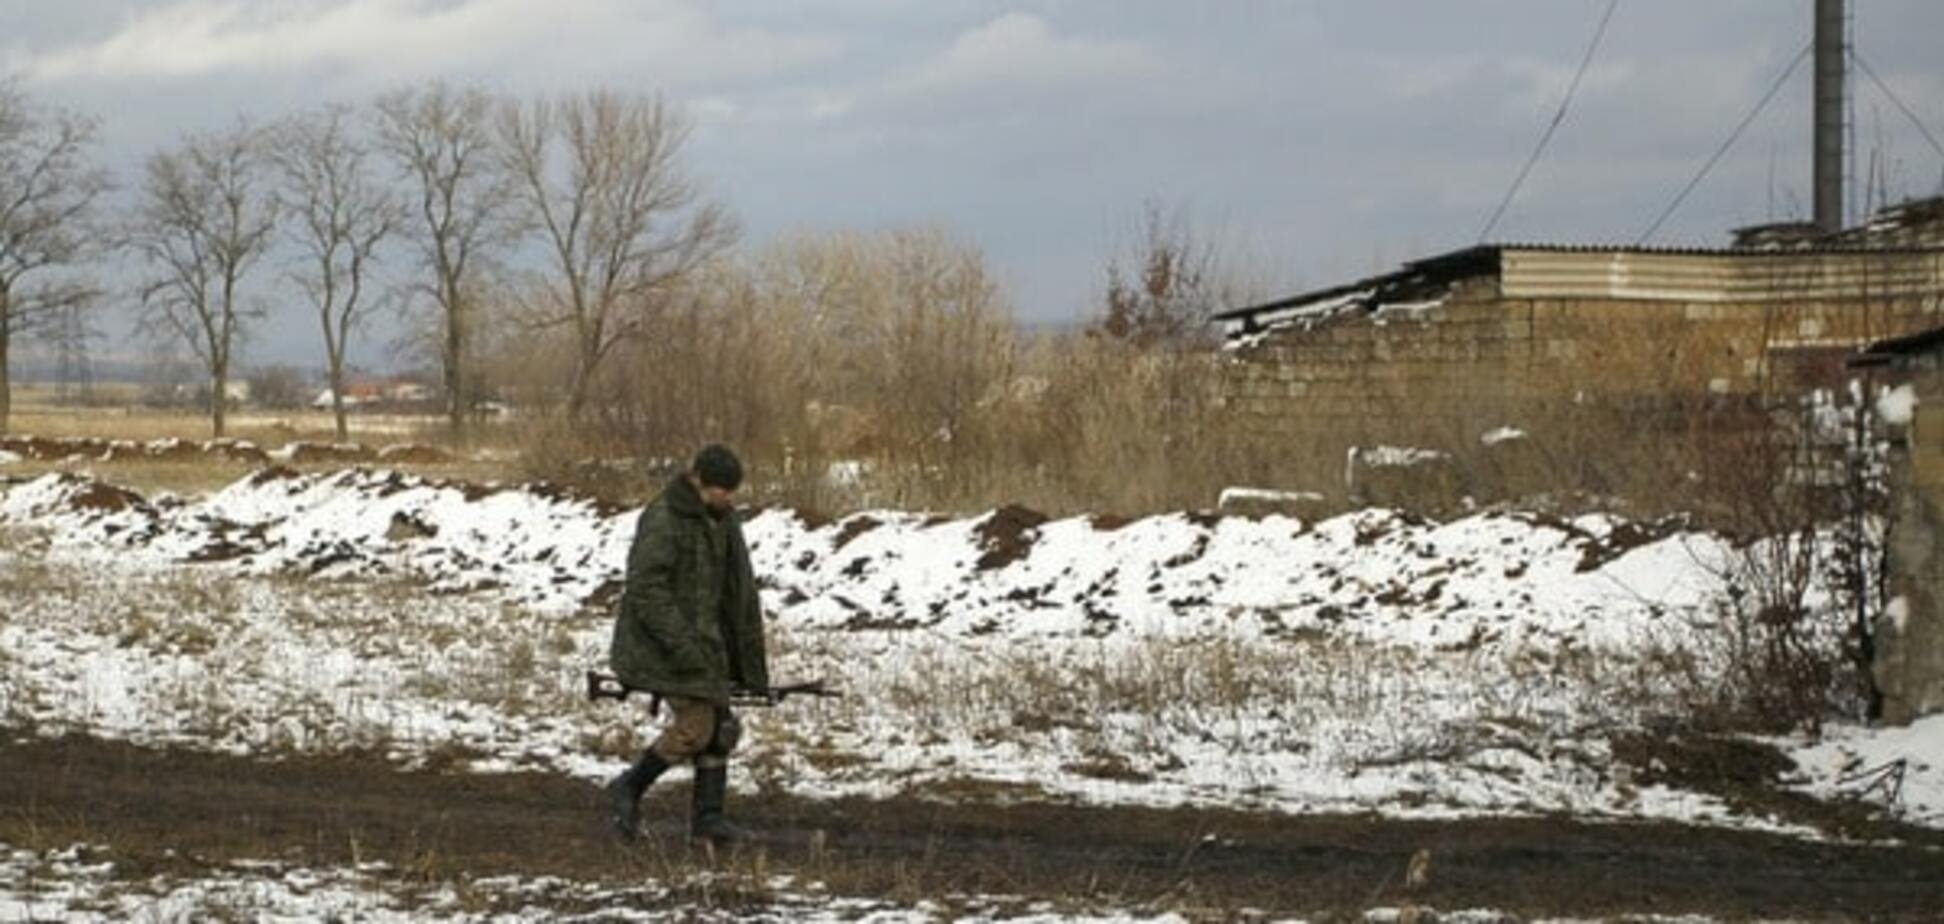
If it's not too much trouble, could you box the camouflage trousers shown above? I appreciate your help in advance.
[649,696,742,769]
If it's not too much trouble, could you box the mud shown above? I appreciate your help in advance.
[830,514,882,551]
[2,731,1940,920]
[65,479,148,513]
[281,442,378,464]
[973,504,1048,570]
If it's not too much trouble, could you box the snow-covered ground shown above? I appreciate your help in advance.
[0,468,1937,838]
[5,467,1940,920]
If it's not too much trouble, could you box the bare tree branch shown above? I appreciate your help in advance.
[0,79,111,432]
[272,103,402,442]
[373,81,515,435]
[497,89,738,418]
[125,120,278,438]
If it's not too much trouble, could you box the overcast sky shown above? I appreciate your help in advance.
[5,0,1943,371]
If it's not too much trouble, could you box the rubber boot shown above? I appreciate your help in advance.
[689,764,751,846]
[604,749,670,842]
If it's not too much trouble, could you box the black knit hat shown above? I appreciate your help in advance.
[693,444,744,490]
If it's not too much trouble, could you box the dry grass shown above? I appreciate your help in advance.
[9,395,495,446]
[478,231,1883,526]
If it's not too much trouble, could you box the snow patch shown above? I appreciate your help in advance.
[1885,595,1910,634]
[1788,714,1944,827]
[1216,486,1323,507]
[1481,426,1527,446]
[1356,445,1450,467]
[1876,384,1918,426]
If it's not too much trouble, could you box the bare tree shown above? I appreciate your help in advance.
[498,90,737,418]
[127,121,278,438]
[373,82,513,436]
[273,104,400,442]
[0,81,111,433]
[1093,202,1234,349]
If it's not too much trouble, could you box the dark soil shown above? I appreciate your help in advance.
[283,442,377,464]
[66,478,148,513]
[1089,513,1136,531]
[1,435,92,460]
[831,514,882,551]
[973,504,1048,570]
[2,731,1941,920]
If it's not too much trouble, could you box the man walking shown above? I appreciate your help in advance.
[605,444,770,845]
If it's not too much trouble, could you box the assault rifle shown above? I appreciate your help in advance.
[584,670,839,710]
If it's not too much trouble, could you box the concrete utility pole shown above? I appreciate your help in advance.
[1813,0,1847,233]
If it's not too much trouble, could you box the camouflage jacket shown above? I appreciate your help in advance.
[608,475,769,703]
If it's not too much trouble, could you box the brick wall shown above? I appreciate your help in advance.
[1225,284,1944,446]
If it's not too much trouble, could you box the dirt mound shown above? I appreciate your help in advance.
[97,441,153,462]
[1573,519,1682,572]
[831,514,882,550]
[1,435,87,460]
[973,504,1048,571]
[2,435,271,467]
[66,479,147,513]
[282,442,377,464]
[0,436,46,459]
[1513,511,1686,573]
[208,440,270,464]
[245,465,303,486]
[136,440,205,463]
[1088,513,1134,532]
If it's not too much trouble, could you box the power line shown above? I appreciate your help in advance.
[1637,42,1812,245]
[1477,0,1621,243]
[1848,50,1944,169]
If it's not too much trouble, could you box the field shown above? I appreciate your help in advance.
[2,425,1942,921]
[1,393,526,496]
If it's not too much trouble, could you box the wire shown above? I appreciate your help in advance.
[1849,50,1944,168]
[1637,42,1812,245]
[1477,0,1621,243]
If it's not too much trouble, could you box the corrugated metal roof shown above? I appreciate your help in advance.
[1501,247,1944,302]
[1492,241,1944,257]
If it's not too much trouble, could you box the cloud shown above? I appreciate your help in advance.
[15,0,837,87]
[905,12,1160,95]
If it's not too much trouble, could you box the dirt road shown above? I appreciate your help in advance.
[3,732,1940,920]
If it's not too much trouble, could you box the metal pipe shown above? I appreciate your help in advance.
[1814,0,1846,233]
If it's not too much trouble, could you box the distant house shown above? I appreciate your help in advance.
[387,382,434,403]
[311,382,380,409]
[312,378,435,411]
[1219,196,1944,446]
